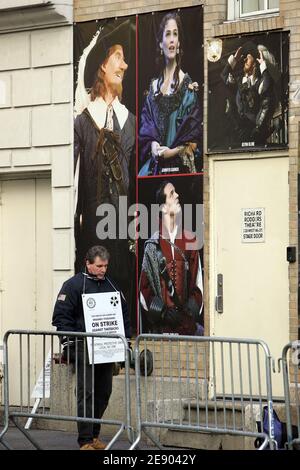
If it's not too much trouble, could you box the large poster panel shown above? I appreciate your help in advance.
[208,32,289,152]
[138,7,203,176]
[73,17,136,327]
[73,7,204,336]
[137,6,204,336]
[138,175,204,335]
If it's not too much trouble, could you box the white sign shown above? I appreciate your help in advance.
[31,350,51,399]
[241,208,265,243]
[82,291,125,364]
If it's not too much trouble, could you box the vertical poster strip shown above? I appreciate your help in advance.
[137,6,204,177]
[208,31,289,152]
[138,174,204,335]
[73,17,137,331]
[136,6,204,336]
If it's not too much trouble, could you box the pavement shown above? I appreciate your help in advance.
[0,426,163,451]
[1,428,297,470]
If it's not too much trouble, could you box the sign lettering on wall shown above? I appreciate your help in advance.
[241,208,265,243]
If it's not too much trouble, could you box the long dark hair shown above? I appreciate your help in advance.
[155,12,184,95]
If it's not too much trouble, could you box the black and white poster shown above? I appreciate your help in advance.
[208,32,289,152]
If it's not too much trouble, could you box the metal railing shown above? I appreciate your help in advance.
[0,330,133,450]
[281,341,300,450]
[130,334,275,450]
[3,331,298,451]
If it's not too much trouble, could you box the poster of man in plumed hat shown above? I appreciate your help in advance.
[73,17,136,324]
[208,32,289,152]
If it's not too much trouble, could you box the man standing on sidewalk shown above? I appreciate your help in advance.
[52,245,131,450]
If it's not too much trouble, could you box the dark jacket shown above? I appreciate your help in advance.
[74,109,135,288]
[52,272,131,338]
[140,229,203,335]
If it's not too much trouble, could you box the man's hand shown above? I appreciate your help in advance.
[162,307,181,327]
[234,46,243,62]
[61,341,76,364]
[149,297,181,327]
[256,50,265,66]
[184,297,201,323]
[120,340,133,369]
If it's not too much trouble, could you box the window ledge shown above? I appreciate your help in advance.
[0,1,72,33]
[224,12,280,24]
[213,14,283,37]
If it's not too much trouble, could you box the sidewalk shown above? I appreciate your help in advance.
[0,426,160,450]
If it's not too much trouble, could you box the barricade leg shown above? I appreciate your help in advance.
[10,416,42,450]
[281,341,300,450]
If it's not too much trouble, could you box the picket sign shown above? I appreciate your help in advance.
[24,350,52,429]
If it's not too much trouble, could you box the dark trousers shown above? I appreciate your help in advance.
[76,343,113,446]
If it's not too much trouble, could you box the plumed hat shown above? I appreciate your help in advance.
[241,40,259,60]
[84,19,135,90]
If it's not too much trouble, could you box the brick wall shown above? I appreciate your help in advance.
[209,1,299,344]
[75,0,204,21]
[207,1,299,344]
[281,0,300,343]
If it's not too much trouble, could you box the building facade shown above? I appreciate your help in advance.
[0,0,73,386]
[0,0,298,399]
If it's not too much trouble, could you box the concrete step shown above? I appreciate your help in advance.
[161,401,289,450]
[181,399,248,429]
[161,428,247,450]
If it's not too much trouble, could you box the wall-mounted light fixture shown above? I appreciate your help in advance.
[207,38,222,62]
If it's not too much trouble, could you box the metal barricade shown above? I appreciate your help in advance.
[281,341,300,449]
[0,330,133,450]
[131,334,275,450]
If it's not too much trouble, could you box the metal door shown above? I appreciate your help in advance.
[210,157,289,397]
